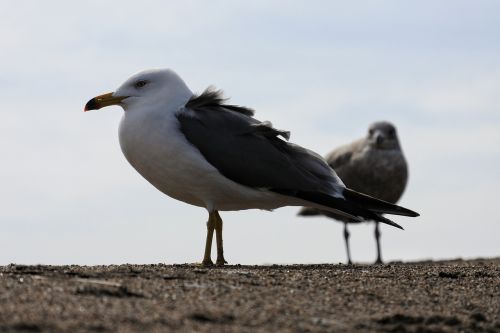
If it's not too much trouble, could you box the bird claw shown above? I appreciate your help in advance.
[201,259,214,267]
[216,257,228,266]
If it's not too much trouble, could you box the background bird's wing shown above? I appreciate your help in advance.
[296,139,366,220]
[324,139,365,171]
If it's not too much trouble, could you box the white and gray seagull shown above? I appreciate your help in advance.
[84,69,419,266]
[298,121,409,264]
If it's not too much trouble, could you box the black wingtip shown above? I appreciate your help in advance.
[290,191,408,230]
[343,188,420,218]
[402,209,419,217]
[297,207,319,216]
[377,215,404,230]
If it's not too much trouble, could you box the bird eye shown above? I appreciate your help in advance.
[135,80,148,88]
[388,129,396,137]
[368,129,374,136]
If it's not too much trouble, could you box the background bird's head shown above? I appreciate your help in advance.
[366,121,401,150]
[84,69,192,112]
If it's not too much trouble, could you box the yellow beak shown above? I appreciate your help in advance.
[84,92,128,112]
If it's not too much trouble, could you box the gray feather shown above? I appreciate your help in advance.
[177,96,341,195]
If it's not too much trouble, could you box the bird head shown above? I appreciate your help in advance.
[84,69,192,112]
[366,121,401,150]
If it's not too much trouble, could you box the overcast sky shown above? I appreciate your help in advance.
[1,1,499,265]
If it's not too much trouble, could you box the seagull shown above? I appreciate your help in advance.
[298,121,409,264]
[84,69,418,266]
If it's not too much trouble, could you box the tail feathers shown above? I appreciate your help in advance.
[297,207,321,216]
[294,191,404,230]
[370,213,404,230]
[343,188,419,217]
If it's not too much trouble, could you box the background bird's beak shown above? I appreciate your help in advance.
[84,92,127,112]
[374,131,385,146]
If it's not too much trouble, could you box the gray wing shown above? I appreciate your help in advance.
[176,107,344,196]
[325,139,365,172]
[178,90,417,227]
[297,139,366,221]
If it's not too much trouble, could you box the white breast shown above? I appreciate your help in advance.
[118,107,298,212]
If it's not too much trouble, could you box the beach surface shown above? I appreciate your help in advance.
[0,258,498,332]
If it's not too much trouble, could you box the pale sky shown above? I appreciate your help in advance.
[1,1,499,265]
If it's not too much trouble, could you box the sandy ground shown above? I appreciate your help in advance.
[0,258,498,333]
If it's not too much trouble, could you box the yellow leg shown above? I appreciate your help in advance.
[214,211,227,266]
[201,212,216,266]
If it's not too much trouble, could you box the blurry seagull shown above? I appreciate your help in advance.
[84,69,418,266]
[298,121,409,264]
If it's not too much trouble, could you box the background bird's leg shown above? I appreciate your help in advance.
[343,222,352,265]
[201,212,216,266]
[214,211,227,266]
[374,222,383,264]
